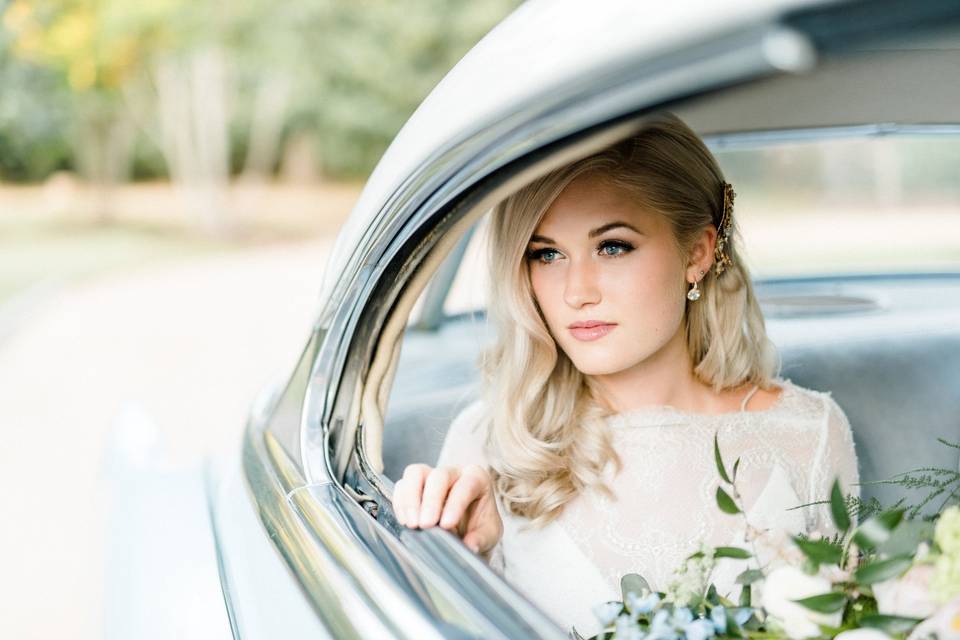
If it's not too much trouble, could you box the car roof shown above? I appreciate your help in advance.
[319,0,839,301]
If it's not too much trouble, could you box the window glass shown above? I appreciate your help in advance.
[443,216,490,318]
[715,133,960,277]
[382,214,493,480]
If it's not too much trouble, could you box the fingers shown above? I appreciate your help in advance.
[393,464,431,527]
[392,464,461,529]
[392,464,503,555]
[439,465,487,531]
[418,466,459,528]
[464,501,503,555]
[463,529,495,555]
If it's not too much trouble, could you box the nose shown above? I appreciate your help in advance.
[563,257,601,308]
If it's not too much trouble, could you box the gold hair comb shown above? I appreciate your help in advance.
[714,182,735,276]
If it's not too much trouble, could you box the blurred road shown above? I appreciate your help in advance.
[0,238,333,639]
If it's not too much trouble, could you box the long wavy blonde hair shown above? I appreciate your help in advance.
[480,112,778,527]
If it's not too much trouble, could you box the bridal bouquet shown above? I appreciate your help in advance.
[581,436,960,640]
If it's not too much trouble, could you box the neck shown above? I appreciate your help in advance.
[589,324,709,413]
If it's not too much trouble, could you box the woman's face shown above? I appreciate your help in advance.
[527,173,695,377]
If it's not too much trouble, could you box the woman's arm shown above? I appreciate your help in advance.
[807,394,861,536]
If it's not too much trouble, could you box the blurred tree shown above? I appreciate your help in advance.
[2,0,152,221]
[0,26,73,180]
[1,0,522,233]
[289,0,521,177]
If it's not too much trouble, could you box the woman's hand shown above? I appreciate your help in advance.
[392,463,503,554]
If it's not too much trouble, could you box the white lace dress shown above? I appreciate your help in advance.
[434,378,860,638]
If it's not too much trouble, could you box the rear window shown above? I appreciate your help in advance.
[713,130,960,277]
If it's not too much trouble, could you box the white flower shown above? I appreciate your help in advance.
[592,602,621,627]
[834,629,893,640]
[753,527,808,569]
[817,562,853,584]
[906,595,960,640]
[664,546,716,608]
[873,564,938,619]
[935,506,960,556]
[760,566,843,639]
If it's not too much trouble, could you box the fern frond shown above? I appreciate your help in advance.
[936,437,960,450]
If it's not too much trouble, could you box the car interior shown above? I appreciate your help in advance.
[356,26,960,521]
[376,219,960,512]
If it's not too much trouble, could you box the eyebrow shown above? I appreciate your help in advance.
[528,221,642,245]
[589,221,642,238]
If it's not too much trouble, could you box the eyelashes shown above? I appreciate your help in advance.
[526,239,636,263]
[526,247,561,263]
[597,239,634,257]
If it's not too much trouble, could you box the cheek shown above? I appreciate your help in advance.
[602,254,684,321]
[529,267,566,327]
[528,267,553,312]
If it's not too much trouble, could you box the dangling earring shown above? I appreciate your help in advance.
[687,270,705,301]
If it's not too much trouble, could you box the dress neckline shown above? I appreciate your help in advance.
[606,378,792,428]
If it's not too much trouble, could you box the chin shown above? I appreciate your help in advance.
[564,348,638,377]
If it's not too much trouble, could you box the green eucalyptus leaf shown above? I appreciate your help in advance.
[830,479,851,533]
[854,555,914,585]
[717,593,738,609]
[853,509,905,550]
[816,622,846,637]
[715,546,752,559]
[716,487,740,514]
[859,614,923,634]
[621,573,651,603]
[715,433,732,484]
[735,569,764,585]
[706,583,720,606]
[733,457,742,483]
[739,584,752,607]
[743,614,763,632]
[792,536,843,566]
[792,592,847,614]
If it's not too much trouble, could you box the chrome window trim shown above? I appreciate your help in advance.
[244,409,462,638]
[244,402,568,638]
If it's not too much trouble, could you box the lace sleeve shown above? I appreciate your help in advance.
[805,394,860,537]
[434,400,507,575]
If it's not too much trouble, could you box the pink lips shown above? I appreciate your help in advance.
[567,321,617,342]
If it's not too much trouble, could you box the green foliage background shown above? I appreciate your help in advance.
[0,0,522,181]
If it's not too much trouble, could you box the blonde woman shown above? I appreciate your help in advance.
[391,112,859,636]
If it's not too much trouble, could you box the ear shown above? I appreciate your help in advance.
[686,225,717,282]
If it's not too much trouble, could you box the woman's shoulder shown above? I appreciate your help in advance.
[436,398,491,469]
[773,377,850,425]
[448,397,489,438]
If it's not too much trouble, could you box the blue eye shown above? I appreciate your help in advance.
[598,240,634,257]
[527,247,562,264]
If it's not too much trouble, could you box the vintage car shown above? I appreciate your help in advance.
[120,1,960,638]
